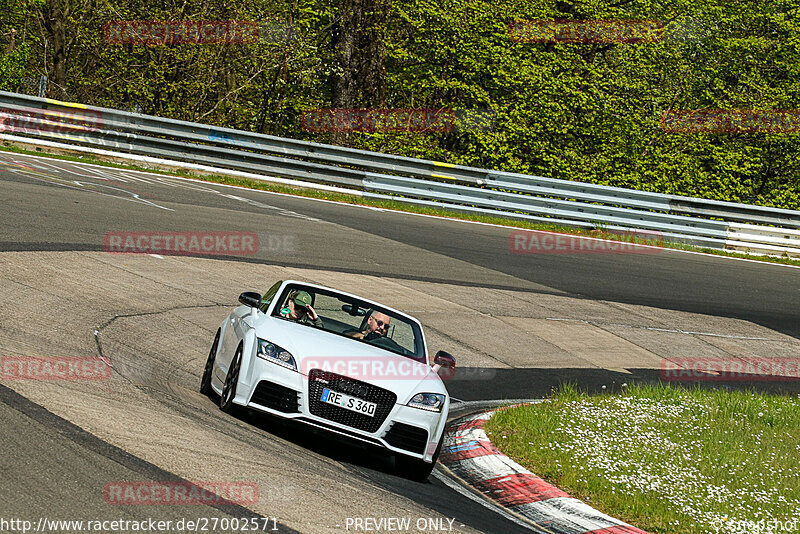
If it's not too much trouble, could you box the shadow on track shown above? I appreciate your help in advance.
[445,367,800,401]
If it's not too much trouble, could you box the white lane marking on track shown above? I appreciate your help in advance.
[71,181,174,211]
[149,254,164,259]
[545,317,778,341]
[7,168,174,211]
[1,152,322,220]
[218,193,322,222]
[0,156,173,210]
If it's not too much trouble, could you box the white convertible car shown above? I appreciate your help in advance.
[200,280,456,481]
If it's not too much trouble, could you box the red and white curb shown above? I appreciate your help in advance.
[439,411,649,534]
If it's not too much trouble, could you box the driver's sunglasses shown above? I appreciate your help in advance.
[373,318,388,328]
[294,304,308,314]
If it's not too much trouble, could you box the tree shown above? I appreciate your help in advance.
[330,0,389,109]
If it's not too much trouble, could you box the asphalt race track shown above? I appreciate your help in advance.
[1,150,799,533]
[2,152,798,340]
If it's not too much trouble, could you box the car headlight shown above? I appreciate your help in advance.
[407,393,446,412]
[257,338,297,371]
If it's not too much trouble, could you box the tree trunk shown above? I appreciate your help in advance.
[330,0,388,143]
[42,0,69,97]
[358,0,387,107]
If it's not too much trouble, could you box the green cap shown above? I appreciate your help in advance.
[293,290,312,307]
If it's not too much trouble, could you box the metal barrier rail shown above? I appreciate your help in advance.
[1,90,799,257]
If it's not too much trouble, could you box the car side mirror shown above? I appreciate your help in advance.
[434,350,456,367]
[238,291,261,308]
[432,350,456,378]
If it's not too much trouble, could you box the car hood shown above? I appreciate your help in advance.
[256,318,447,400]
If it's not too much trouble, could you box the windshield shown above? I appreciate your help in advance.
[271,284,426,362]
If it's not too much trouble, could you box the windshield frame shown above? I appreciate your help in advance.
[270,283,427,363]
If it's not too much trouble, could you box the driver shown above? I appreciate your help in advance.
[280,290,323,328]
[346,310,390,340]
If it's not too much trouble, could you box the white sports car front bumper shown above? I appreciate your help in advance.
[224,357,447,463]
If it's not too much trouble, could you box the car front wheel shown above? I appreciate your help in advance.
[396,436,443,482]
[219,343,242,413]
[200,329,220,397]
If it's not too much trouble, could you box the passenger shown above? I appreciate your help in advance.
[347,310,391,340]
[280,290,323,328]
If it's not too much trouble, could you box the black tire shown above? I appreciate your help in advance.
[396,435,443,482]
[219,343,243,413]
[200,329,220,397]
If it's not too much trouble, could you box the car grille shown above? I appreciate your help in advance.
[250,380,300,413]
[308,369,396,433]
[383,422,429,454]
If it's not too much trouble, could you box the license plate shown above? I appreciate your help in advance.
[321,388,377,417]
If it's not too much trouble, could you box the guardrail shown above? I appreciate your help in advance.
[1,90,799,258]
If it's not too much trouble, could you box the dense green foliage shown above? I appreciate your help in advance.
[1,0,798,208]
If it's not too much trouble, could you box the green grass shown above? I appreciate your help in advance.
[486,384,800,534]
[2,142,799,267]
